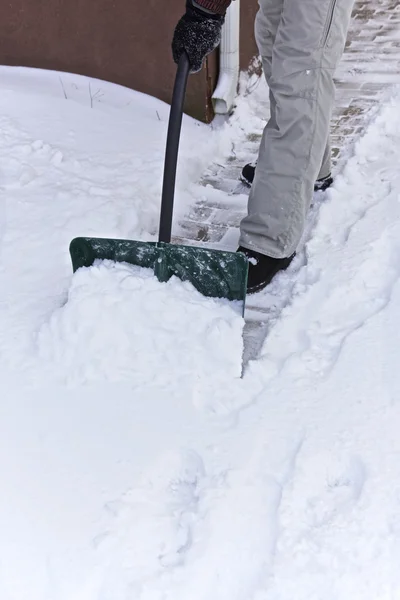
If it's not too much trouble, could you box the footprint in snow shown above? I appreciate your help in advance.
[92,448,206,586]
[305,455,367,528]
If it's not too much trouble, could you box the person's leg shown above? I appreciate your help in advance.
[240,0,354,259]
[243,1,332,188]
[254,0,283,131]
[241,140,332,187]
[239,1,282,188]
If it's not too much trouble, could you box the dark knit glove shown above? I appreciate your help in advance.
[172,1,225,74]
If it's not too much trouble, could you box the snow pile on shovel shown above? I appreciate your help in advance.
[37,261,244,386]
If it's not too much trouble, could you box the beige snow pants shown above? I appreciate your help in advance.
[239,0,355,258]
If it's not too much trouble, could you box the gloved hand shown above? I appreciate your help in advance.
[172,1,225,74]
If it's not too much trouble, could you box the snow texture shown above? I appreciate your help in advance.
[37,260,244,386]
[1,65,400,599]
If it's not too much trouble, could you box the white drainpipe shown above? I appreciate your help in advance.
[212,0,240,114]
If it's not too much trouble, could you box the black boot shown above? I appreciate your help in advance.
[237,246,295,294]
[313,174,334,192]
[240,162,257,187]
[240,162,333,193]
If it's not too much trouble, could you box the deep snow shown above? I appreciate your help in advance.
[1,65,400,599]
[37,260,244,386]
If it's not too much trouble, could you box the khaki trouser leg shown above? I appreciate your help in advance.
[240,0,354,258]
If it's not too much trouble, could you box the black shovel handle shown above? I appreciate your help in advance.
[158,52,191,244]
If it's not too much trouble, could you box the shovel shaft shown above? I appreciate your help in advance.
[158,53,190,244]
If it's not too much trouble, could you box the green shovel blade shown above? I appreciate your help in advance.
[69,237,248,312]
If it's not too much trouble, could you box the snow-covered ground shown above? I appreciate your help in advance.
[1,65,400,599]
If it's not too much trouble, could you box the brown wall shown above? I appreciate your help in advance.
[0,0,258,121]
[240,1,259,70]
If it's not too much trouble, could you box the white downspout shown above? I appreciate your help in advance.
[212,0,240,114]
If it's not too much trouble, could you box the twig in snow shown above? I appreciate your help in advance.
[59,77,68,100]
[88,82,105,108]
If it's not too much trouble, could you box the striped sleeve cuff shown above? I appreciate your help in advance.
[194,0,232,15]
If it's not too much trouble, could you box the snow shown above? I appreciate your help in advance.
[37,260,243,386]
[1,64,400,599]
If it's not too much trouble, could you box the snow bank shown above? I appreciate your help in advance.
[37,260,244,386]
[0,65,241,385]
[0,65,236,250]
[236,90,400,599]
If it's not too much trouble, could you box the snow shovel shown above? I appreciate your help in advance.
[69,53,248,313]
